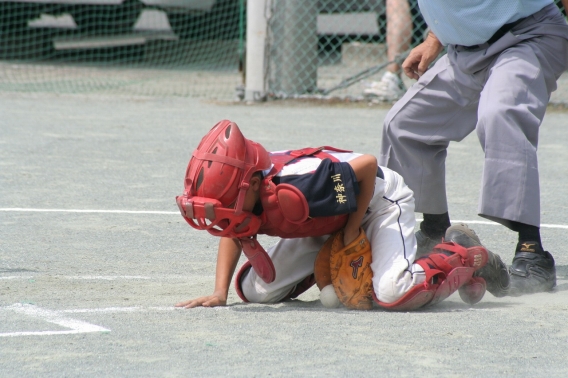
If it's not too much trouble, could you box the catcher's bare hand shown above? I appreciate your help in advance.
[402,31,444,80]
[343,226,360,247]
[175,291,227,309]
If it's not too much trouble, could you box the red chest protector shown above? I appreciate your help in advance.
[257,147,349,238]
[239,147,350,284]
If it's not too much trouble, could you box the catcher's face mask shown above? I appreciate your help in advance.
[176,120,271,238]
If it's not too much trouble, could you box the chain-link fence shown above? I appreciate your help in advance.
[265,0,425,101]
[263,0,567,102]
[0,0,245,99]
[0,1,566,102]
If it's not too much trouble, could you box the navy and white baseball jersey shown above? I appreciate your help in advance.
[264,150,361,217]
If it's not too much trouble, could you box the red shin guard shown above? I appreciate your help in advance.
[374,242,488,311]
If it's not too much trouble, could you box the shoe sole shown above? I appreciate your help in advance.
[446,223,510,298]
[445,223,481,247]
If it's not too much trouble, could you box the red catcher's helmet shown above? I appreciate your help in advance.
[184,120,271,214]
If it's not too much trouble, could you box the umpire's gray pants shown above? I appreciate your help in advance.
[379,3,568,227]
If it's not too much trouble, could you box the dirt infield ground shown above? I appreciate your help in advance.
[1,92,567,377]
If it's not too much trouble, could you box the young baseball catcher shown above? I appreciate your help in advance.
[175,120,509,311]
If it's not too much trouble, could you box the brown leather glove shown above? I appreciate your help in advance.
[314,229,374,310]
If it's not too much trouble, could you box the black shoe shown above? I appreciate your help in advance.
[445,223,510,297]
[509,241,556,296]
[415,230,443,258]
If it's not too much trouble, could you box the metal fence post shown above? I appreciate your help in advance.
[245,0,269,102]
[269,0,318,96]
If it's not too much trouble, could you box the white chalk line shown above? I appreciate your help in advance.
[0,304,228,337]
[62,306,178,313]
[418,219,568,230]
[64,275,151,280]
[60,306,228,313]
[0,276,35,280]
[0,275,152,280]
[2,208,567,229]
[0,275,197,281]
[0,207,178,215]
[0,303,110,337]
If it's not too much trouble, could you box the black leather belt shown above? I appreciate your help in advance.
[461,16,527,50]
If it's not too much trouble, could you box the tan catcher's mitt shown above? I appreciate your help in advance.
[314,228,374,310]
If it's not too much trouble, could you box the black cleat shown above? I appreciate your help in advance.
[508,241,556,296]
[445,223,510,298]
[415,230,443,258]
